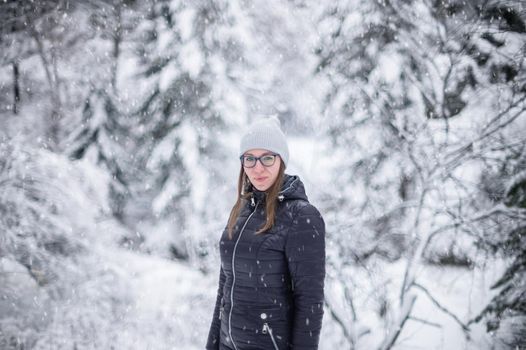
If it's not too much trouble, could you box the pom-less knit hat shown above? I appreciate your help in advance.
[239,116,289,168]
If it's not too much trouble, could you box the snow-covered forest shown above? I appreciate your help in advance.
[1,0,525,349]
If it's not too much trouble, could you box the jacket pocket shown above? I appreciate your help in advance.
[261,313,279,350]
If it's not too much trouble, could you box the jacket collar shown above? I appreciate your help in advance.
[249,174,308,206]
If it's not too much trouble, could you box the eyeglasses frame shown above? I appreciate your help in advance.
[240,153,280,168]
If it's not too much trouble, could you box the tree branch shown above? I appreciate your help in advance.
[413,283,470,333]
[408,316,442,329]
[378,293,417,350]
[323,296,354,347]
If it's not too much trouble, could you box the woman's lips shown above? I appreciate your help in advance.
[254,177,268,182]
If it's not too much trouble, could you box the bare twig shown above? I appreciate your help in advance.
[378,293,417,350]
[343,282,357,322]
[400,186,428,302]
[408,316,442,329]
[443,97,526,168]
[323,297,354,347]
[400,203,512,303]
[413,283,470,333]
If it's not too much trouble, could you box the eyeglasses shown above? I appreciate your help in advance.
[240,154,279,168]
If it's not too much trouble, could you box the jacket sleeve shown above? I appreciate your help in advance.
[285,204,326,350]
[206,265,226,350]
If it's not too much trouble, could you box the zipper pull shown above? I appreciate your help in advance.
[262,314,279,350]
[262,322,269,334]
[261,312,268,333]
[251,197,256,207]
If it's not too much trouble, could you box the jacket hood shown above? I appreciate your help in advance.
[251,174,308,204]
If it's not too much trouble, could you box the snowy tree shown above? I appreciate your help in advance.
[0,139,137,349]
[65,88,129,220]
[0,0,80,146]
[469,150,526,347]
[315,0,526,348]
[0,1,135,146]
[59,1,144,222]
[118,0,250,262]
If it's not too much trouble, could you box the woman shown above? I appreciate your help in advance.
[206,117,326,350]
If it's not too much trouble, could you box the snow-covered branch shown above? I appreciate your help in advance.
[378,293,417,350]
[413,283,470,333]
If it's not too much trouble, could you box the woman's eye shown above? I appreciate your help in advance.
[262,156,274,162]
[245,156,256,162]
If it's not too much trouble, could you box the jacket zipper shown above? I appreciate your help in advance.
[279,177,298,196]
[262,322,279,350]
[228,201,259,350]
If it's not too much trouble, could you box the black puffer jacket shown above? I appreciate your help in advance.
[206,174,326,350]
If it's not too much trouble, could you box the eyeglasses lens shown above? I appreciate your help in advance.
[261,155,275,166]
[242,155,276,168]
[243,156,256,167]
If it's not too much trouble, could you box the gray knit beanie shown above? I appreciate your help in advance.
[239,116,289,168]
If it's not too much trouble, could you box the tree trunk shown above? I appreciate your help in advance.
[13,61,20,114]
[30,26,62,148]
[111,2,122,94]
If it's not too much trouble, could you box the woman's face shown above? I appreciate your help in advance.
[242,148,281,191]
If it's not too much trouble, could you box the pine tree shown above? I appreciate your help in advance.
[66,88,129,220]
[123,0,249,261]
[471,153,526,348]
[61,1,142,222]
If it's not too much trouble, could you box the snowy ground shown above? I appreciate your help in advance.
[99,248,215,350]
[81,247,498,349]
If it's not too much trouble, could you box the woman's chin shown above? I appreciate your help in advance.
[253,183,270,191]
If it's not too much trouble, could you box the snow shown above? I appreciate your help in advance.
[180,39,204,78]
[1,0,524,349]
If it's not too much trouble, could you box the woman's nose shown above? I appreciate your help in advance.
[253,160,265,171]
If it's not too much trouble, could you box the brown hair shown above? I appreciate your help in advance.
[226,159,286,239]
